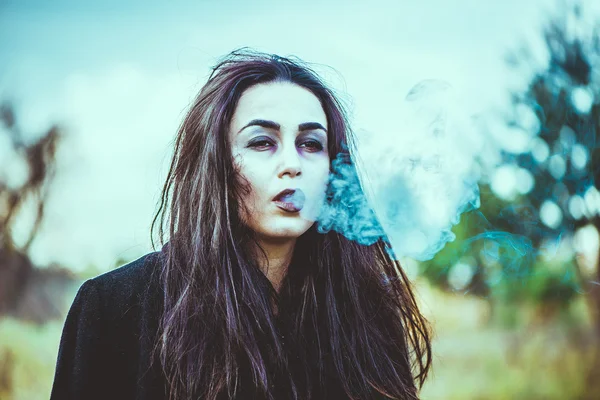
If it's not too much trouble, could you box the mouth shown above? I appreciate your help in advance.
[272,188,306,213]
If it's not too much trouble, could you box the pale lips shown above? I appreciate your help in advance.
[273,189,306,212]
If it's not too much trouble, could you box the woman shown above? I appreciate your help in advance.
[50,48,432,400]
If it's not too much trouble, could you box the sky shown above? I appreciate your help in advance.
[0,0,586,271]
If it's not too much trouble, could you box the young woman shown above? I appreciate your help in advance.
[50,48,433,400]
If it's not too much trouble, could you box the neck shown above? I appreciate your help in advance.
[251,236,296,295]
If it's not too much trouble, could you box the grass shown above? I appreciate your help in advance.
[0,318,64,400]
[0,278,594,399]
[415,278,591,399]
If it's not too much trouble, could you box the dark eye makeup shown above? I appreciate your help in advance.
[299,140,324,151]
[247,138,274,148]
[247,137,324,152]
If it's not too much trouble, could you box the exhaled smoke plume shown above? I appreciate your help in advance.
[316,80,483,261]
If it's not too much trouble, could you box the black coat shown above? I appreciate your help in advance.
[50,251,169,400]
[50,251,373,399]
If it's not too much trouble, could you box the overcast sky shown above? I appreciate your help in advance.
[0,0,585,271]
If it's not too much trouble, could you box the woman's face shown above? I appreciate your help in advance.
[228,81,330,242]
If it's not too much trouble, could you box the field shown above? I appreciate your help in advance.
[0,278,593,399]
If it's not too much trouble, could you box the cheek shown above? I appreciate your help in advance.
[239,169,264,197]
[235,169,267,219]
[313,161,331,189]
[233,156,260,196]
[232,165,255,216]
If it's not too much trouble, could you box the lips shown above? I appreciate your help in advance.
[273,189,296,202]
[272,188,306,212]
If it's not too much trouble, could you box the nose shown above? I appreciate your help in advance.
[277,143,302,179]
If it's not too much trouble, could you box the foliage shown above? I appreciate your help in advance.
[0,318,64,400]
[420,2,599,321]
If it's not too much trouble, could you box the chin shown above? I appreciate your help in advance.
[260,221,312,240]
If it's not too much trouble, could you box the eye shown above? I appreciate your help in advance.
[299,140,324,151]
[248,139,274,149]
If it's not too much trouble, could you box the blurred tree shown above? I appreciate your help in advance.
[419,184,547,326]
[0,102,76,324]
[422,2,600,397]
[503,4,600,396]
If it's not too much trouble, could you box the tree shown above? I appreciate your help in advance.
[0,102,76,324]
[501,4,600,397]
[422,3,600,397]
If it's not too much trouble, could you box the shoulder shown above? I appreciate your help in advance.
[51,252,166,399]
[92,251,162,291]
[79,251,163,321]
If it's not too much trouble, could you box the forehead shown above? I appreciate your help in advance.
[230,82,327,127]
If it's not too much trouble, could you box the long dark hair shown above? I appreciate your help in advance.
[150,48,433,400]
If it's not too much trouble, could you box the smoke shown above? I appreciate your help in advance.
[316,80,484,261]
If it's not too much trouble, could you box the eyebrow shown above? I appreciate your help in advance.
[237,119,327,135]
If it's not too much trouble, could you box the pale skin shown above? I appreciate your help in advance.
[228,81,331,296]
